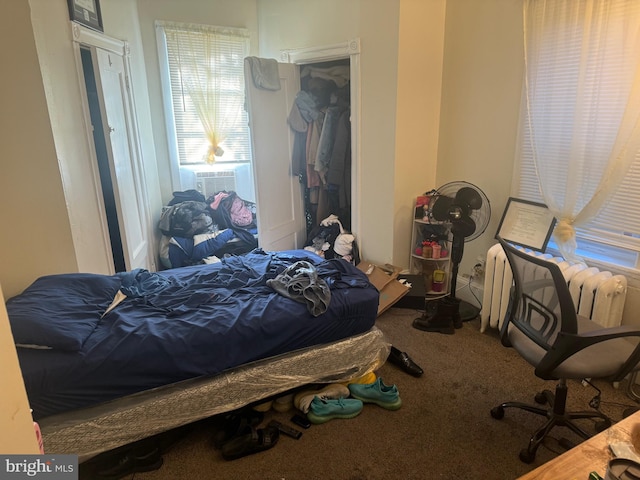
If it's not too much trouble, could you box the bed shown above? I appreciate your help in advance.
[6,249,389,461]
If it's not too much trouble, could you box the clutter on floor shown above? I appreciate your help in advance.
[78,333,416,477]
[196,373,405,462]
[387,346,424,377]
[355,261,411,316]
[304,214,358,264]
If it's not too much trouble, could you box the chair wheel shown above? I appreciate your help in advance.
[595,418,612,432]
[559,437,576,451]
[534,389,553,405]
[491,406,505,419]
[519,448,536,464]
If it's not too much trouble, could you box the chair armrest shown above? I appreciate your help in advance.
[537,327,640,381]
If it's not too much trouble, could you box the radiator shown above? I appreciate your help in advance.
[479,243,628,333]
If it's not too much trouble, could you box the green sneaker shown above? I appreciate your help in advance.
[348,378,402,410]
[307,397,363,424]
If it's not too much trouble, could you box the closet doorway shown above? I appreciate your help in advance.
[298,58,352,234]
[244,39,361,251]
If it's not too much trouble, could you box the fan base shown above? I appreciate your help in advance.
[459,300,480,322]
[424,298,479,323]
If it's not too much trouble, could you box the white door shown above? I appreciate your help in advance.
[244,61,306,251]
[94,48,150,271]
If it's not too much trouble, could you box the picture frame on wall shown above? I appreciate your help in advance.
[495,197,557,252]
[67,0,103,33]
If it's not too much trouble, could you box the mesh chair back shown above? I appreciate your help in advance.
[498,237,578,352]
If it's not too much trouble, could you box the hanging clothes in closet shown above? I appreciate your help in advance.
[288,63,351,234]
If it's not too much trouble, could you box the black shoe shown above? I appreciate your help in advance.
[96,447,163,480]
[412,315,455,335]
[388,347,423,377]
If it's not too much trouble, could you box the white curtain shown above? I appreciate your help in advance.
[522,0,640,261]
[169,24,248,164]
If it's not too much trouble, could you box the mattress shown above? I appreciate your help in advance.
[8,249,380,420]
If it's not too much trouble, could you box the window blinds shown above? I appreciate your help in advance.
[158,22,251,165]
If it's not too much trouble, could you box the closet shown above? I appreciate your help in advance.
[244,39,361,252]
[294,59,352,234]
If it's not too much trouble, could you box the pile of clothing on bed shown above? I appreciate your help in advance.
[158,189,258,269]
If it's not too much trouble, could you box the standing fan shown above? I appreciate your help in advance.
[413,181,491,334]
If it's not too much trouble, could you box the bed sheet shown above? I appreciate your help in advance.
[11,249,379,419]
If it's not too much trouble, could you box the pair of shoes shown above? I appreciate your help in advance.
[221,426,279,461]
[388,347,423,377]
[348,378,402,410]
[294,383,350,413]
[212,409,264,449]
[96,447,163,479]
[252,400,273,412]
[343,371,377,386]
[307,397,363,424]
[273,393,294,413]
[412,297,460,334]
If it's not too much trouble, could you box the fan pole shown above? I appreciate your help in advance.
[449,232,465,296]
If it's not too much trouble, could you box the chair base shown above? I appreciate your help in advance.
[490,381,612,463]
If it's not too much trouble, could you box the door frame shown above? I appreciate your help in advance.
[280,39,362,239]
[71,23,155,272]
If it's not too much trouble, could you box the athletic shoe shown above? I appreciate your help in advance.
[273,393,294,413]
[294,384,350,413]
[344,371,378,385]
[252,400,273,412]
[307,397,364,424]
[348,378,402,410]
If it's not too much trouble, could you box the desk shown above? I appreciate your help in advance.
[518,410,640,480]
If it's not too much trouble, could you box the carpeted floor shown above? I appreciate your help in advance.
[80,307,639,480]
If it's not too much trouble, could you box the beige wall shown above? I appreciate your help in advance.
[0,0,77,299]
[437,0,524,277]
[393,0,446,268]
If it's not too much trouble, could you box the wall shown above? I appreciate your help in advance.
[0,0,77,299]
[393,0,446,268]
[436,0,524,278]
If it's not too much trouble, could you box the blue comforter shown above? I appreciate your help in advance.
[8,250,379,419]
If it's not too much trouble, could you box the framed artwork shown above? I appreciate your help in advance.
[496,197,556,252]
[67,0,103,33]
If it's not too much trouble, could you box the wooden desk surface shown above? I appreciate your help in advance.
[518,410,640,480]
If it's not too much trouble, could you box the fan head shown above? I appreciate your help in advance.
[429,181,491,242]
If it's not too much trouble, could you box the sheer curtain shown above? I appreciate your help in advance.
[522,0,640,261]
[164,23,249,164]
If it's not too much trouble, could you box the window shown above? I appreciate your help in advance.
[157,21,251,165]
[513,0,640,270]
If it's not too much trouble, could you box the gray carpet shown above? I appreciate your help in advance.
[83,307,638,480]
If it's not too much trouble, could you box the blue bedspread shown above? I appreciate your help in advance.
[8,250,379,420]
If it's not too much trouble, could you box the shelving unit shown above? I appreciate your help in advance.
[410,200,451,296]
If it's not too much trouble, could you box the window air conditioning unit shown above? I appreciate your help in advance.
[196,171,237,199]
[195,164,256,202]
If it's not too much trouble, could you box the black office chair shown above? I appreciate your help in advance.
[491,237,640,463]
